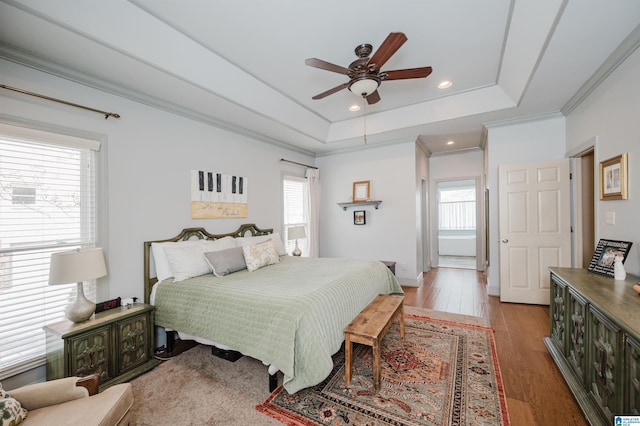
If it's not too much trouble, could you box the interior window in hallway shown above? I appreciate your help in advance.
[437,180,477,269]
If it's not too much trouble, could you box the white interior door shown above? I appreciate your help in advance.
[499,159,571,304]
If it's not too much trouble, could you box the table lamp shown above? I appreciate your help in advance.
[49,247,107,323]
[287,226,306,257]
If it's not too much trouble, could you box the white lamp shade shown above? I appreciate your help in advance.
[49,247,107,285]
[287,226,306,241]
[349,78,379,97]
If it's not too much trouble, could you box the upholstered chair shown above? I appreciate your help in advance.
[3,374,133,426]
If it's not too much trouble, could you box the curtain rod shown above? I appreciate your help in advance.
[1,84,121,120]
[280,158,317,169]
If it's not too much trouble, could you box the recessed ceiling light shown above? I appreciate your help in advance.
[349,105,361,112]
[446,140,455,145]
[438,81,453,89]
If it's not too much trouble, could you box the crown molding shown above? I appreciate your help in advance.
[561,23,640,115]
[484,111,564,129]
[0,42,318,157]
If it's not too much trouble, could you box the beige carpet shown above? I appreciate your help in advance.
[129,307,489,425]
[129,345,281,425]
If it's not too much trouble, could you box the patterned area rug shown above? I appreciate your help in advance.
[257,313,510,426]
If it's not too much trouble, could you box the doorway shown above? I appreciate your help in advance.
[436,179,477,270]
[571,149,596,267]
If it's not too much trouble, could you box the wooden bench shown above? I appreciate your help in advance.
[343,294,405,390]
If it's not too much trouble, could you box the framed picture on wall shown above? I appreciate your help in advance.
[599,153,628,200]
[352,181,370,202]
[354,210,366,225]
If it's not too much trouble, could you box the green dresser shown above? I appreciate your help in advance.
[546,267,640,425]
[44,303,159,390]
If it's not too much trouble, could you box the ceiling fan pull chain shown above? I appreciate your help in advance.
[363,96,367,145]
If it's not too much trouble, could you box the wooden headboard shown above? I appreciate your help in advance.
[143,223,273,304]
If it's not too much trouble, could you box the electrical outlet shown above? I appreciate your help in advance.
[605,211,616,225]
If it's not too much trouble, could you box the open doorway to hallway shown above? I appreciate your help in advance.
[436,179,477,270]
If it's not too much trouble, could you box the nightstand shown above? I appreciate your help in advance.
[380,260,396,275]
[43,303,159,390]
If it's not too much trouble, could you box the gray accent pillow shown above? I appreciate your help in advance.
[203,247,247,276]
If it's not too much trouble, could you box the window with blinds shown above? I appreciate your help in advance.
[282,175,309,256]
[438,186,476,230]
[0,124,99,379]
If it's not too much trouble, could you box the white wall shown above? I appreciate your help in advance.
[485,116,566,295]
[566,47,640,275]
[429,150,484,268]
[316,142,420,285]
[0,59,315,302]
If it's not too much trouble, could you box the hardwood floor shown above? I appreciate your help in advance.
[402,267,589,426]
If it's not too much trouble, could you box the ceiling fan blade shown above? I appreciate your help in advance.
[384,66,433,80]
[368,32,408,70]
[366,90,381,104]
[305,58,351,75]
[312,82,349,100]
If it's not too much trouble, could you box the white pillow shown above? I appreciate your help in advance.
[242,240,280,272]
[163,244,211,282]
[236,233,287,256]
[201,237,237,253]
[152,240,204,283]
[156,237,237,282]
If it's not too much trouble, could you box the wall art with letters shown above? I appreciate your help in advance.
[190,170,248,218]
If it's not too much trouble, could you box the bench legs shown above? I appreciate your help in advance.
[344,309,405,391]
[345,333,353,384]
[372,338,381,390]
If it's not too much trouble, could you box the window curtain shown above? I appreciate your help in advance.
[305,168,320,258]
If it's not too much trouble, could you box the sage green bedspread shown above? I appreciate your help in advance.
[153,256,403,393]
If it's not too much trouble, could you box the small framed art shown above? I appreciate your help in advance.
[599,153,628,200]
[352,181,370,202]
[587,238,633,277]
[354,210,366,225]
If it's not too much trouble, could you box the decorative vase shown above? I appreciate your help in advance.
[614,257,626,280]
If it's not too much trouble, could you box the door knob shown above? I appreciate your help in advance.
[502,239,509,243]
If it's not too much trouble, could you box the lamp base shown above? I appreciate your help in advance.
[65,282,96,323]
[292,240,302,257]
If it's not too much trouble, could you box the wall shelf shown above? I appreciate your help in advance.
[337,200,382,211]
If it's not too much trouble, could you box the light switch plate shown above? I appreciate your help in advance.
[605,211,616,225]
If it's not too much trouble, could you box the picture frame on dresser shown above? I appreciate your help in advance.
[599,153,628,200]
[587,238,633,277]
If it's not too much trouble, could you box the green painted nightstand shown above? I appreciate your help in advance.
[43,303,159,390]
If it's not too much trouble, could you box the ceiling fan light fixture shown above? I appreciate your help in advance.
[348,77,380,97]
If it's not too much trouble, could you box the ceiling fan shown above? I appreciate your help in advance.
[305,32,432,105]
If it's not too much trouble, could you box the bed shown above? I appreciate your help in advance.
[143,224,403,393]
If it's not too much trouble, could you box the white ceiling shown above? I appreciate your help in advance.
[1,0,640,156]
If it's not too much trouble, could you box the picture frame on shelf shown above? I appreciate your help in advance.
[599,153,628,200]
[587,238,633,277]
[354,210,366,225]
[352,180,370,202]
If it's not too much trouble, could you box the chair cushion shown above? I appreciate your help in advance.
[21,383,132,426]
[8,377,87,411]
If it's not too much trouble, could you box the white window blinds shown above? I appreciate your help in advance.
[0,125,99,379]
[438,187,476,230]
[282,176,309,257]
